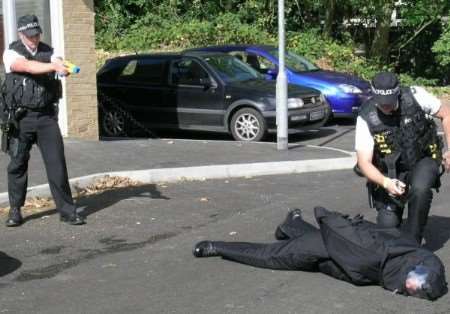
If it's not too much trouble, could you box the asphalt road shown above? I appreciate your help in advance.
[0,170,449,314]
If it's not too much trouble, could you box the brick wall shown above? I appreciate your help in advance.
[63,0,98,139]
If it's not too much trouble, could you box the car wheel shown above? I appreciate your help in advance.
[323,111,334,125]
[101,108,127,137]
[230,108,266,142]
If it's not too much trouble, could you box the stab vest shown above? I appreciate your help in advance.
[358,87,442,174]
[1,40,62,110]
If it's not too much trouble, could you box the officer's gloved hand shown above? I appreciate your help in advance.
[384,178,406,196]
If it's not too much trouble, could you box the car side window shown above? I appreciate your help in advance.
[171,59,209,86]
[257,56,276,73]
[229,52,245,62]
[117,58,165,85]
[118,59,138,80]
[244,53,276,74]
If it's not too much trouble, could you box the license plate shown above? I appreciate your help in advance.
[310,110,324,121]
[291,114,307,121]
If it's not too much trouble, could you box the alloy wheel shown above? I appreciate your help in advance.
[102,109,126,137]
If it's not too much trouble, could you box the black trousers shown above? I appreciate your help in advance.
[373,157,440,243]
[212,218,329,270]
[7,111,76,216]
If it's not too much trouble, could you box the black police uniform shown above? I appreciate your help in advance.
[2,40,79,223]
[358,87,442,243]
[194,207,448,300]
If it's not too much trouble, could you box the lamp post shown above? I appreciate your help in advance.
[276,0,288,150]
[2,0,17,45]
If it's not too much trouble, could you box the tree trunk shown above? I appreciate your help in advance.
[324,0,336,37]
[370,1,395,62]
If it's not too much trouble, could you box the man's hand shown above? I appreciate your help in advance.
[384,178,406,196]
[52,59,69,77]
[443,151,450,172]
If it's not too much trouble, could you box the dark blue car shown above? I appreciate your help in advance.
[187,45,371,118]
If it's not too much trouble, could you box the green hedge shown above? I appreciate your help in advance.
[96,18,447,88]
[97,13,275,52]
[286,30,381,81]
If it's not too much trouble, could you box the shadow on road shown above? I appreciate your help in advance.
[100,118,356,143]
[0,252,22,277]
[24,184,169,221]
[266,128,338,143]
[79,184,170,217]
[423,215,450,252]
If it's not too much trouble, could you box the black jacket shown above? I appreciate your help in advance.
[314,207,447,299]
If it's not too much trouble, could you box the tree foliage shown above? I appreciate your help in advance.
[94,0,450,85]
[433,22,450,67]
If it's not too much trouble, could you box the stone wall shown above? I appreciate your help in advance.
[62,0,98,139]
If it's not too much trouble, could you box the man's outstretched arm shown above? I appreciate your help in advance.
[10,57,68,75]
[435,100,450,171]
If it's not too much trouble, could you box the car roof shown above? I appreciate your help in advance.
[182,51,231,57]
[106,51,231,62]
[186,45,276,52]
[111,52,181,60]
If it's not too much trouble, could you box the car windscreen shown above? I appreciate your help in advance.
[97,59,127,82]
[269,49,320,73]
[203,55,264,83]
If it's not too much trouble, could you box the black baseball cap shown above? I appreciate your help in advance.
[371,72,400,106]
[17,15,42,37]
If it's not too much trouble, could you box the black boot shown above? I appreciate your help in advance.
[274,209,303,240]
[60,212,86,225]
[5,207,23,227]
[193,241,219,257]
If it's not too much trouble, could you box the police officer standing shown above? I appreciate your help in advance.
[355,72,450,243]
[0,15,85,226]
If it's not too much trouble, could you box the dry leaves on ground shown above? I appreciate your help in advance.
[0,175,143,215]
[73,175,142,197]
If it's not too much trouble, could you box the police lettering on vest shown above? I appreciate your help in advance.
[1,40,62,111]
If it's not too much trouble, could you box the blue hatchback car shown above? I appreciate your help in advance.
[188,45,371,118]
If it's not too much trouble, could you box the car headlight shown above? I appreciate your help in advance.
[339,84,362,94]
[287,98,304,109]
[319,93,326,103]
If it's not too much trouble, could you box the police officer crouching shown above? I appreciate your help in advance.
[355,72,450,243]
[0,15,85,226]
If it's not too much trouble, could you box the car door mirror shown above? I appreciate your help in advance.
[200,77,216,89]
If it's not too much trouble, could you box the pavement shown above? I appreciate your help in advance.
[0,124,356,204]
[1,123,450,313]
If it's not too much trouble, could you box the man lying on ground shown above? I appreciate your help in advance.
[193,206,448,300]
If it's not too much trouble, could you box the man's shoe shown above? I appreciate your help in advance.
[5,207,23,227]
[193,241,218,258]
[60,213,86,225]
[275,209,303,240]
[274,226,289,240]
